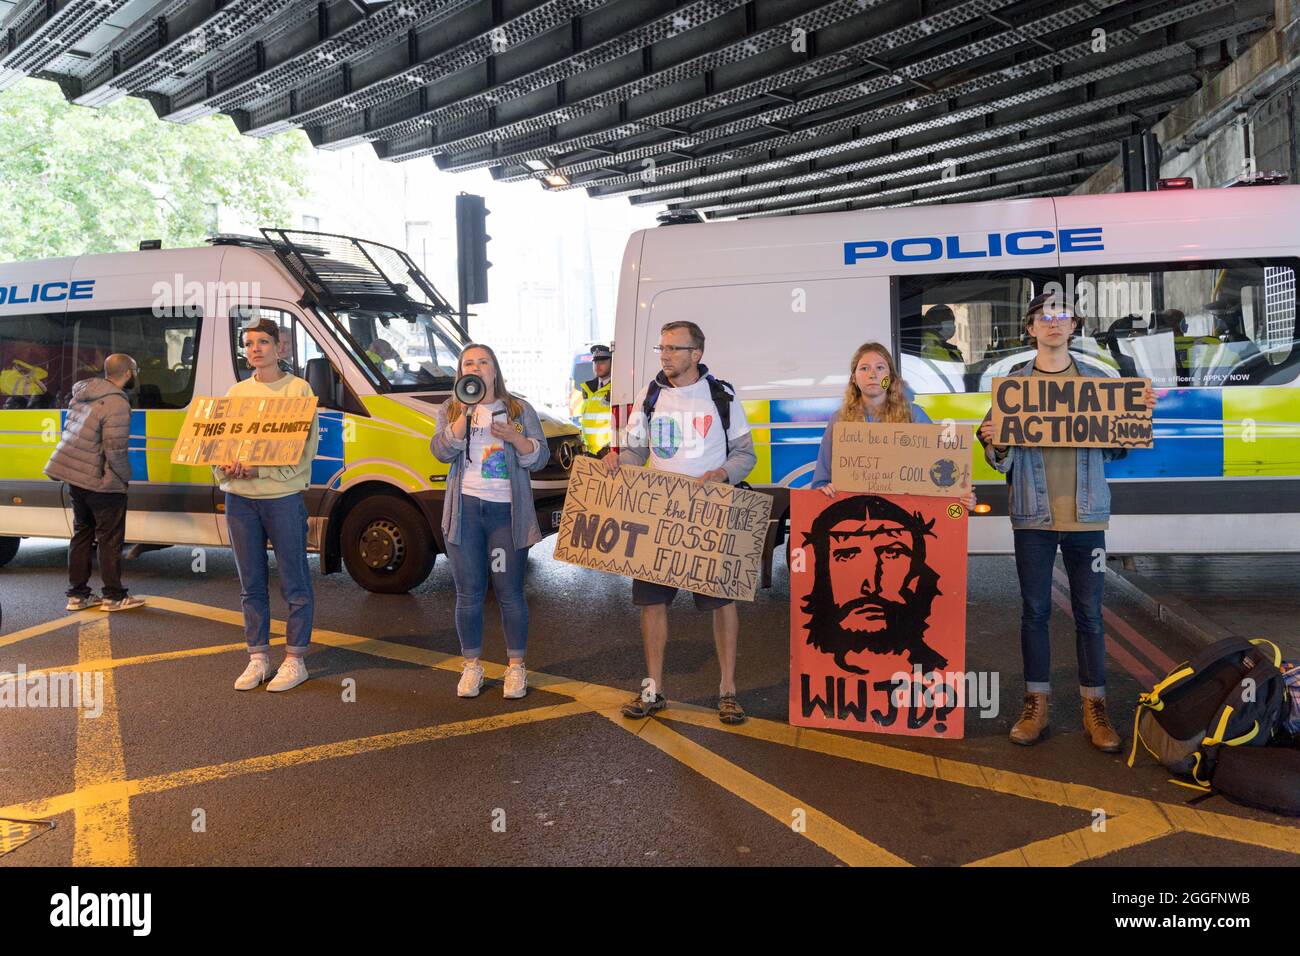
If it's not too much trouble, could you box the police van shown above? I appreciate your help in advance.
[0,230,583,591]
[609,185,1300,583]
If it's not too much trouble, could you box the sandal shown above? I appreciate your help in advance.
[717,693,747,725]
[621,692,666,719]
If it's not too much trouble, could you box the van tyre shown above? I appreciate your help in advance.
[0,536,18,568]
[341,495,435,594]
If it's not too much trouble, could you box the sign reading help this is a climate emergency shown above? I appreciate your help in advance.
[789,489,968,738]
[831,421,972,497]
[171,395,318,467]
[554,455,773,602]
[990,375,1153,448]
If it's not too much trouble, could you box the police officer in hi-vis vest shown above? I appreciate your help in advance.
[577,344,613,454]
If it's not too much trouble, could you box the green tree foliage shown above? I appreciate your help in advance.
[0,79,309,260]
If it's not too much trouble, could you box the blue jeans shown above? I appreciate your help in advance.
[226,492,314,656]
[1012,529,1107,695]
[445,495,530,659]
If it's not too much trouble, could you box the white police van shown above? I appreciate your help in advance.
[609,185,1300,581]
[0,230,582,591]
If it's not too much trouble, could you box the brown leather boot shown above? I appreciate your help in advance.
[1009,692,1049,745]
[1082,696,1122,753]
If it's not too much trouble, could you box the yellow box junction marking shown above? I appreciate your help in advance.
[73,617,137,866]
[2,596,1299,866]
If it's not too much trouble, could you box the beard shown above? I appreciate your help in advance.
[807,594,947,675]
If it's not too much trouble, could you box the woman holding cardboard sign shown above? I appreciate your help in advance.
[219,318,320,694]
[811,342,976,509]
[431,344,549,701]
[977,293,1158,753]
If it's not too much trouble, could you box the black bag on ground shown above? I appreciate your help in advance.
[1210,743,1300,815]
[1128,637,1287,788]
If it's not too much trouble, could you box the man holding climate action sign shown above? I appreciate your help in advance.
[978,293,1157,753]
[218,319,321,694]
[602,321,757,725]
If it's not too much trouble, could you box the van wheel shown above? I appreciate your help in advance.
[0,537,19,568]
[340,495,435,594]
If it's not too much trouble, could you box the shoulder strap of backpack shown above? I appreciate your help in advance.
[706,375,733,457]
[641,379,663,421]
[1141,637,1258,713]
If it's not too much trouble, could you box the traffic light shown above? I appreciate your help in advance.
[455,193,491,305]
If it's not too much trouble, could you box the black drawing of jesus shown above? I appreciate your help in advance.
[800,494,947,674]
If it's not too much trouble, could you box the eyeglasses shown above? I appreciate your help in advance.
[653,345,699,355]
[1036,313,1075,326]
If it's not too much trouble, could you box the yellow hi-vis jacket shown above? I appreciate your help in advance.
[578,377,612,453]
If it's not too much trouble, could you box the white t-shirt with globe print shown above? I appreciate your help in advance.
[460,400,513,503]
[625,375,751,479]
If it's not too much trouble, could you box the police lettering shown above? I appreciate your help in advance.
[843,227,1103,264]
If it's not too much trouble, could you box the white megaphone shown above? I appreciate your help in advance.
[454,373,486,406]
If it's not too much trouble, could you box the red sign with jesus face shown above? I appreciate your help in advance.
[788,489,968,738]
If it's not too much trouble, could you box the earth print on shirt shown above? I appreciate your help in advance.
[480,443,507,479]
[649,415,682,459]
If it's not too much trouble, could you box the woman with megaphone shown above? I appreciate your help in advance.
[431,344,550,700]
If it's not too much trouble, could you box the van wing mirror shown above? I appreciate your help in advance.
[305,357,340,407]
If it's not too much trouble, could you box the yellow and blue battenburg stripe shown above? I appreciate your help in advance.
[733,386,1300,489]
[5,386,1297,493]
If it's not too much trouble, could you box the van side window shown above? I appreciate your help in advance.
[1067,260,1299,388]
[67,310,200,409]
[0,314,68,409]
[898,270,1055,395]
[230,308,339,409]
[231,307,297,379]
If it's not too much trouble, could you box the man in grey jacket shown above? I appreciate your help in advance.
[44,354,145,612]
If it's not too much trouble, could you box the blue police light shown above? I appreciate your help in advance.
[843,228,1104,264]
[0,279,96,305]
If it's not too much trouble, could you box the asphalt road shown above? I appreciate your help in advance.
[2,533,1297,866]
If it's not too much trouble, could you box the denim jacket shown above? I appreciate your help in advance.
[979,360,1128,529]
[430,398,551,549]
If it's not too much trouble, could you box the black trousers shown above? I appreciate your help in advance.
[67,485,129,600]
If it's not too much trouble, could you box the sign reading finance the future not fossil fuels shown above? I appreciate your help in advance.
[554,455,773,602]
[831,421,972,497]
[990,375,1153,448]
[171,395,318,467]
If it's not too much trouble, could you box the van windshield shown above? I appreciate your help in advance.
[320,309,465,391]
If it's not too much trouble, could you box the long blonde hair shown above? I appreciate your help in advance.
[838,342,913,423]
[444,342,523,426]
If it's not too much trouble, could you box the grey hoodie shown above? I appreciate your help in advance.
[43,378,133,493]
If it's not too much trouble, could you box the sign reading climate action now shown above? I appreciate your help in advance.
[553,455,773,602]
[831,421,972,497]
[171,395,318,467]
[990,375,1153,448]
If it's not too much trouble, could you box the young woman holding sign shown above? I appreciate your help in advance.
[977,293,1157,752]
[219,318,320,693]
[811,342,976,509]
[431,344,549,700]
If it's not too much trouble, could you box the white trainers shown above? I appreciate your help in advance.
[457,659,484,698]
[66,595,102,611]
[267,655,309,693]
[234,655,273,691]
[101,595,145,612]
[503,663,528,700]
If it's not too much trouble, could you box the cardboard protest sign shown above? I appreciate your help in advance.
[990,375,1152,448]
[831,421,972,497]
[789,489,968,738]
[170,395,318,467]
[554,455,773,602]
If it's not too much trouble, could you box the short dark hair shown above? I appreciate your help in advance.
[242,318,280,342]
[660,321,704,351]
